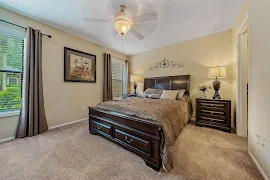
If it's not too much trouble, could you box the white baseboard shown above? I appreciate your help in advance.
[0,118,88,144]
[0,136,15,144]
[49,118,88,130]
[249,151,269,180]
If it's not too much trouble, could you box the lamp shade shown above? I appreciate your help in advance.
[130,75,143,83]
[208,66,226,78]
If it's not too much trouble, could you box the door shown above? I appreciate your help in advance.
[237,31,248,137]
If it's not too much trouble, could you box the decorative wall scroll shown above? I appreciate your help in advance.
[148,58,184,71]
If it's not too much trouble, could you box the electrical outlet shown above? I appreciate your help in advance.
[81,106,86,111]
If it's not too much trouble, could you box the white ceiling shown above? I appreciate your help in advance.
[0,0,244,56]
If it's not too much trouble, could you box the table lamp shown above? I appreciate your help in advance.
[130,75,142,97]
[208,66,226,99]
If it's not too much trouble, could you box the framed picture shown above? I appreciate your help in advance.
[64,47,96,83]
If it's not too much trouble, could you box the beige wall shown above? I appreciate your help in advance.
[0,7,127,140]
[129,30,233,119]
[248,0,270,178]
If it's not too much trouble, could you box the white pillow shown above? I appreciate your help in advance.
[176,89,186,100]
[160,90,179,100]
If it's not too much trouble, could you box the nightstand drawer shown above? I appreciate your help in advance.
[199,102,226,108]
[200,106,226,113]
[199,109,226,116]
[199,115,225,123]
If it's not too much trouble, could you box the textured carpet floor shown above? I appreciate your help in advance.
[0,120,263,180]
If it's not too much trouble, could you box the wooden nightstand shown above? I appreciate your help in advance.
[196,98,231,132]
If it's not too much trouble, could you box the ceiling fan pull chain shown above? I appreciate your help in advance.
[121,37,124,48]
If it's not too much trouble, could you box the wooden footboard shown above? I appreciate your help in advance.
[88,107,162,171]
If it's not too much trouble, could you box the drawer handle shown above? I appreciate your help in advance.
[96,125,102,130]
[125,136,133,144]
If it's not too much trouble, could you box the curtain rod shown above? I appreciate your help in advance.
[111,55,127,61]
[0,19,52,38]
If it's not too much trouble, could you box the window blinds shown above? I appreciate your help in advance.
[112,60,124,99]
[0,32,24,112]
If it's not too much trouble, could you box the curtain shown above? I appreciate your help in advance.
[123,60,129,94]
[16,27,48,138]
[103,53,112,101]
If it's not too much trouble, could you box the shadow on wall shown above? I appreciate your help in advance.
[132,57,233,118]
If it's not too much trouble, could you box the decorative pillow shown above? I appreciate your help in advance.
[148,94,161,99]
[136,94,147,98]
[176,89,186,100]
[160,90,179,100]
[143,88,163,98]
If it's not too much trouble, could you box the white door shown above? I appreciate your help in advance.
[237,32,248,137]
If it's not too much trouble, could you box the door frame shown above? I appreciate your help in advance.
[236,14,249,137]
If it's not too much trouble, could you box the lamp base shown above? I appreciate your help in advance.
[133,82,137,97]
[213,78,221,99]
[213,91,221,99]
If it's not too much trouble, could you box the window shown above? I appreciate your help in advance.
[0,32,24,113]
[112,59,125,100]
[7,77,19,85]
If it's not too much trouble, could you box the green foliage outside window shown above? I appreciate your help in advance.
[0,85,21,112]
[0,32,24,113]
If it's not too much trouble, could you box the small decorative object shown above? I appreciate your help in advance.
[208,66,226,99]
[130,75,143,97]
[148,58,184,71]
[198,85,212,99]
[64,47,96,83]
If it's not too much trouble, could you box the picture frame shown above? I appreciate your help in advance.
[64,47,96,83]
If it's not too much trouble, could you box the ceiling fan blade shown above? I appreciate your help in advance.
[112,27,118,37]
[130,28,144,40]
[83,17,112,23]
[131,12,158,23]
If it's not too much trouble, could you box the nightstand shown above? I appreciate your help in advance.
[196,98,231,132]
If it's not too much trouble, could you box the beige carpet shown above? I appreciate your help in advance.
[0,120,263,180]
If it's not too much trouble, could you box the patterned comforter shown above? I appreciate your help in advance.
[96,95,192,171]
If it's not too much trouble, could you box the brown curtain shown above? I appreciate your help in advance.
[16,27,48,138]
[103,53,112,102]
[123,60,129,94]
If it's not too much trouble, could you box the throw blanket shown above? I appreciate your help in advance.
[96,95,192,171]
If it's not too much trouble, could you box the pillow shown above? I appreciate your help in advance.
[143,88,163,98]
[148,94,161,99]
[137,94,147,98]
[160,90,179,100]
[176,89,186,100]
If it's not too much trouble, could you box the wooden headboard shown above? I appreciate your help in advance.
[144,75,190,95]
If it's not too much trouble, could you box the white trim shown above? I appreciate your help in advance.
[190,117,196,121]
[0,118,88,144]
[48,118,88,130]
[0,111,20,118]
[0,136,15,144]
[236,13,249,137]
[249,151,269,180]
[236,14,249,35]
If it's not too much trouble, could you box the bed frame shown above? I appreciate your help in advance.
[88,75,190,171]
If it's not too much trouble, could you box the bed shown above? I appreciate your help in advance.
[88,75,191,171]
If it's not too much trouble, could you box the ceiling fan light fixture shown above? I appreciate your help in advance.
[114,11,131,35]
[114,20,131,35]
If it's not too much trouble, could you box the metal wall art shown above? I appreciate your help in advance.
[148,58,184,71]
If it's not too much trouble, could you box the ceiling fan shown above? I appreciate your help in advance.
[83,5,158,40]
